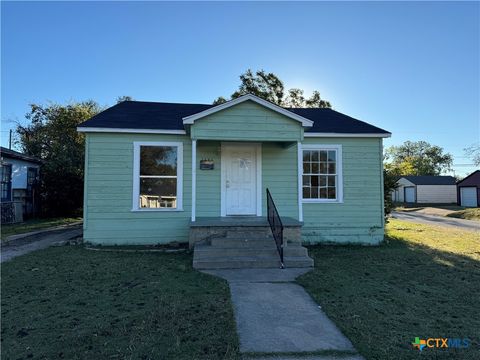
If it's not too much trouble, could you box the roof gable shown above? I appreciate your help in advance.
[182,94,313,127]
[397,177,415,186]
[457,170,480,186]
[189,100,304,142]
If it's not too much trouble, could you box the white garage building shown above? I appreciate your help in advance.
[391,175,457,204]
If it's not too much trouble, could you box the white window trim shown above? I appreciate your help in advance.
[300,144,343,203]
[132,141,184,212]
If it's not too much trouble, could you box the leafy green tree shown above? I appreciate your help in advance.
[214,69,332,108]
[385,141,453,176]
[212,96,227,105]
[15,101,101,216]
[383,168,398,219]
[464,143,480,166]
[116,95,134,103]
[305,90,332,108]
[284,88,305,108]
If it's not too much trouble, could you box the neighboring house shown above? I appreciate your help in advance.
[391,175,457,204]
[78,94,391,264]
[0,147,41,222]
[457,170,480,207]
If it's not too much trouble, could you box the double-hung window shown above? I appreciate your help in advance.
[133,142,183,211]
[1,164,12,202]
[302,145,343,202]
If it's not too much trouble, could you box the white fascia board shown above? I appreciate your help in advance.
[304,132,391,138]
[77,127,186,135]
[182,94,314,127]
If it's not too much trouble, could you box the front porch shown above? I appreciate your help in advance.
[190,216,313,269]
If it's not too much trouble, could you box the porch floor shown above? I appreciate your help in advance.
[190,216,302,227]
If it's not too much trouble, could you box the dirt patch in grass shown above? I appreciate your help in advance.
[298,219,479,359]
[395,205,480,222]
[395,206,460,216]
[1,247,240,359]
[446,208,480,222]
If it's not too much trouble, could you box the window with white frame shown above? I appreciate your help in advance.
[133,142,183,210]
[302,145,342,202]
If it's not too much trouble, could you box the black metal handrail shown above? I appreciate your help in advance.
[266,188,284,268]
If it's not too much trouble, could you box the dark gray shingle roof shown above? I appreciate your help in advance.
[402,175,456,185]
[78,100,390,135]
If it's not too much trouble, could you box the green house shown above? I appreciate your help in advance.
[78,94,390,268]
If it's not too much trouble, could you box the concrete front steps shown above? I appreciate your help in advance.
[191,217,313,269]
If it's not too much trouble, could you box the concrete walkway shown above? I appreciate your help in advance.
[391,211,480,232]
[1,226,82,263]
[203,269,362,359]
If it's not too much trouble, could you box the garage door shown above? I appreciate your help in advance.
[405,187,416,203]
[460,187,477,207]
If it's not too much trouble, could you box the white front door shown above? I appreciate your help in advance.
[223,144,257,215]
[460,187,477,207]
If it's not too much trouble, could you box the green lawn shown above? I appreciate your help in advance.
[298,219,479,359]
[1,247,239,360]
[446,208,480,222]
[1,217,82,240]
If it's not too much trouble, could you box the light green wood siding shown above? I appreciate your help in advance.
[301,137,384,244]
[84,133,191,245]
[262,143,299,218]
[190,101,303,141]
[196,141,221,216]
[83,132,384,245]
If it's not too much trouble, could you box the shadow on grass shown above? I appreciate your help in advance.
[1,246,240,360]
[298,235,479,360]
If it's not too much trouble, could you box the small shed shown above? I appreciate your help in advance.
[392,175,457,204]
[457,170,480,207]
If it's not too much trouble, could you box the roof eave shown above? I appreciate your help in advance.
[304,132,391,138]
[77,127,187,135]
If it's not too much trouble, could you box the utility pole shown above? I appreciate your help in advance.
[9,129,12,149]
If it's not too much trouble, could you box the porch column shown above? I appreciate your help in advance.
[191,139,197,222]
[297,141,303,222]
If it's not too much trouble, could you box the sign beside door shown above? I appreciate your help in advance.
[221,143,262,216]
